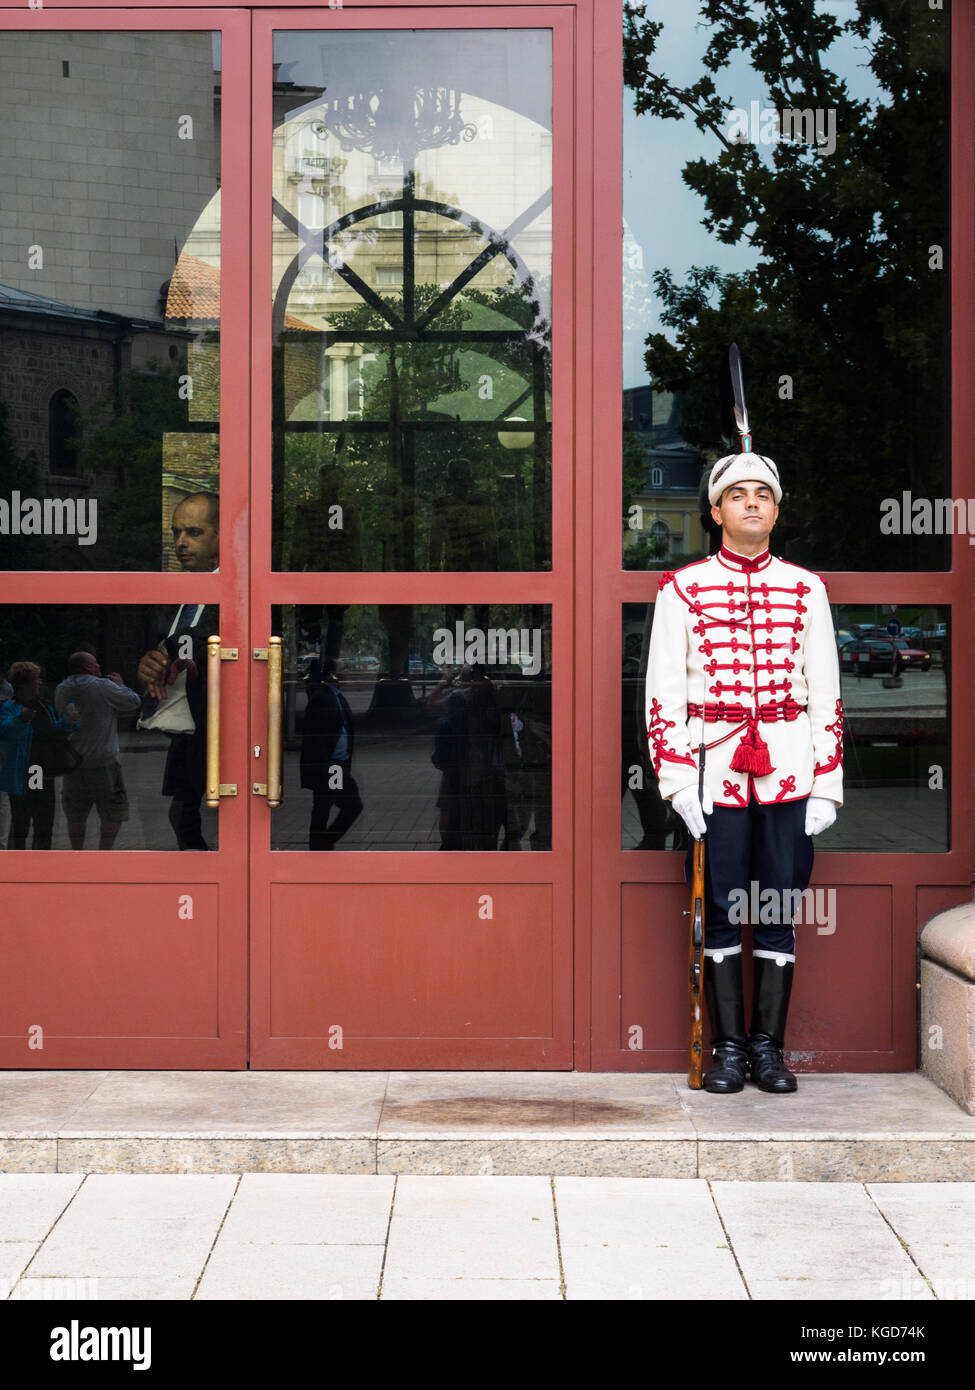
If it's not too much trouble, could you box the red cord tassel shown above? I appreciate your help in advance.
[729,722,775,777]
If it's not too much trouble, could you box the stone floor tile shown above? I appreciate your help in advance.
[381,1277,562,1300]
[555,1177,746,1300]
[867,1183,975,1300]
[0,1174,83,1241]
[0,1073,110,1134]
[57,1071,388,1137]
[195,1243,384,1300]
[216,1174,394,1246]
[683,1074,975,1138]
[0,1243,42,1299]
[381,1072,692,1138]
[384,1175,557,1281]
[711,1181,924,1299]
[27,1174,236,1280]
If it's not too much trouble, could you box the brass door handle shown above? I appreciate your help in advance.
[206,637,238,807]
[266,636,283,807]
[206,636,222,807]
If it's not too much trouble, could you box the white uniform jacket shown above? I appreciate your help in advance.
[644,545,844,809]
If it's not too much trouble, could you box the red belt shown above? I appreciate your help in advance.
[687,698,806,724]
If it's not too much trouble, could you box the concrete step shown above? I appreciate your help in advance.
[2,1071,974,1179]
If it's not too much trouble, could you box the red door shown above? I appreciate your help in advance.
[0,1,589,1071]
[0,10,251,1066]
[246,7,578,1067]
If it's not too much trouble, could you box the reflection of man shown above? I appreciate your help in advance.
[645,454,843,1095]
[55,653,140,851]
[170,493,219,572]
[137,492,219,849]
[299,660,363,850]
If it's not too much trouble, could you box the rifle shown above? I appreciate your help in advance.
[687,741,707,1089]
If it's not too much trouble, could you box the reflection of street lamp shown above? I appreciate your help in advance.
[498,416,534,449]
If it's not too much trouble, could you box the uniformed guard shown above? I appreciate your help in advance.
[644,448,843,1094]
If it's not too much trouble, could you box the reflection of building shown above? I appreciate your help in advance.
[0,32,221,568]
[0,283,189,562]
[623,385,704,561]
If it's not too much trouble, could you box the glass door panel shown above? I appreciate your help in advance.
[0,30,224,573]
[269,27,553,573]
[251,10,572,1069]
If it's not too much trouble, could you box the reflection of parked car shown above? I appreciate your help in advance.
[891,638,932,670]
[341,655,381,674]
[840,638,930,676]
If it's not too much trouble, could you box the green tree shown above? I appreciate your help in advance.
[624,0,948,571]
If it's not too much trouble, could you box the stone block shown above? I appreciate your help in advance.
[920,958,975,1114]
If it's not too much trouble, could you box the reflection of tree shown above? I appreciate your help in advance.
[624,1,948,571]
[283,276,551,572]
[77,366,193,571]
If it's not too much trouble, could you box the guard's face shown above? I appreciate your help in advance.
[711,481,779,549]
[172,499,219,572]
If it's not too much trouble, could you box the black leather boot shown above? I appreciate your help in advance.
[748,954,798,1093]
[702,951,748,1094]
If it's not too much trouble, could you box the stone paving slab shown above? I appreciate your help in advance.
[554,1176,745,1300]
[381,1175,557,1287]
[215,1174,394,1246]
[0,1174,82,1241]
[867,1183,975,1300]
[54,1071,389,1137]
[2,1175,974,1301]
[2,1071,975,1179]
[26,1175,236,1282]
[711,1181,932,1302]
[196,1242,384,1301]
[379,1071,694,1138]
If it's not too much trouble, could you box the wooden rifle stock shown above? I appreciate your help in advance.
[687,742,707,1089]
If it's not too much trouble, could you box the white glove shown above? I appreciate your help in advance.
[805,796,837,836]
[672,784,714,841]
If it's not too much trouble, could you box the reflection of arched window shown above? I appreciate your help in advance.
[49,390,81,476]
[650,518,670,558]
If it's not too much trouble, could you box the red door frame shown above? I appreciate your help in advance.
[247,4,587,1067]
[0,9,251,1067]
[588,0,975,1071]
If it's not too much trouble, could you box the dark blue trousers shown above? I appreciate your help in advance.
[684,794,814,955]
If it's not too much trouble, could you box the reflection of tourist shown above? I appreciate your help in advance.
[0,665,11,849]
[0,661,77,850]
[170,492,219,572]
[55,652,140,851]
[502,677,551,850]
[432,664,506,850]
[428,457,499,571]
[137,603,218,850]
[300,660,363,850]
[138,493,219,849]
